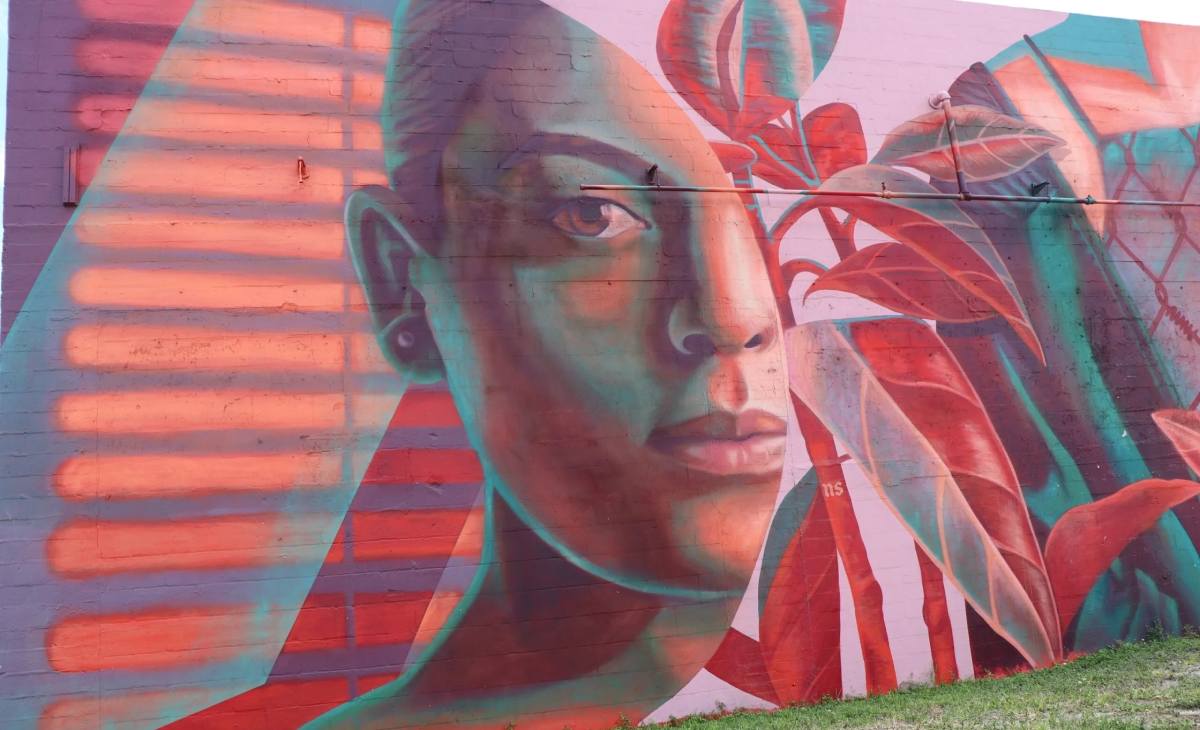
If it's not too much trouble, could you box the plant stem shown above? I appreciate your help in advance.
[792,394,899,695]
[915,543,959,684]
[741,160,897,696]
[819,208,857,260]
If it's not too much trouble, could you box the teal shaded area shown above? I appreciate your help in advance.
[1026,207,1148,486]
[988,14,1151,81]
[1021,206,1200,644]
[1073,566,1182,651]
[802,0,841,76]
[758,468,820,616]
[996,349,1091,528]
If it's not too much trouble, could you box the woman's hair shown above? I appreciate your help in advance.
[381,0,547,221]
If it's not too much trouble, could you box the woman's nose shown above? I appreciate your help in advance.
[668,301,775,357]
[666,204,778,358]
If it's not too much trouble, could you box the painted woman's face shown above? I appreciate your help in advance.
[360,8,788,595]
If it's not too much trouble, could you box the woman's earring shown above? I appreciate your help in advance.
[395,328,417,350]
[382,316,424,357]
[377,314,443,383]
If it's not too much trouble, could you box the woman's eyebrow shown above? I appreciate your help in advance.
[498,133,670,183]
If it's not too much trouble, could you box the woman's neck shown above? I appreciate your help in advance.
[338,495,742,729]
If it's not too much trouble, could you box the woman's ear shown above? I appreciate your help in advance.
[345,186,444,384]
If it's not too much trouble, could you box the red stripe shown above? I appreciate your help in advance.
[282,594,348,654]
[350,509,473,561]
[353,591,433,647]
[389,390,464,428]
[360,448,483,486]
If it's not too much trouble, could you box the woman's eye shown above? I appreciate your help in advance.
[549,198,648,240]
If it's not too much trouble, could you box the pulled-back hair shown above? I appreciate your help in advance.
[381,0,548,220]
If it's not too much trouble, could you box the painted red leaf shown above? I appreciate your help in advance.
[1152,409,1200,475]
[874,105,1064,182]
[1043,479,1200,630]
[849,317,1061,659]
[709,140,758,173]
[809,241,1018,324]
[746,104,864,189]
[802,102,866,180]
[790,165,1044,363]
[703,629,780,705]
[747,123,815,189]
[760,490,842,704]
[786,320,1057,668]
[657,0,815,138]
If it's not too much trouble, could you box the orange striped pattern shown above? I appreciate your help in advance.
[40,687,235,730]
[32,1,487,727]
[350,72,384,106]
[56,390,347,434]
[54,453,341,500]
[80,95,381,150]
[64,326,354,371]
[75,38,171,79]
[76,0,192,25]
[74,93,136,135]
[352,16,392,52]
[188,0,349,47]
[68,268,349,311]
[74,210,348,258]
[131,98,378,150]
[98,150,349,203]
[157,47,381,103]
[47,514,333,577]
[47,605,288,672]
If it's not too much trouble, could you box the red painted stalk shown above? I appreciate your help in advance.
[915,543,959,684]
[792,394,898,695]
[742,170,897,698]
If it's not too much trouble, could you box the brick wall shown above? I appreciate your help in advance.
[4,1,1200,728]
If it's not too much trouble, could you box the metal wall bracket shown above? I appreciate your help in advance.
[62,145,80,207]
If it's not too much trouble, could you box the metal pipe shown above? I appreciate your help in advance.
[577,183,1200,208]
[583,88,1200,208]
[930,91,971,199]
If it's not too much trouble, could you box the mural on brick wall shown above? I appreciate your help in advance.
[2,0,1200,728]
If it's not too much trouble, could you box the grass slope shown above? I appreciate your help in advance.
[666,635,1200,729]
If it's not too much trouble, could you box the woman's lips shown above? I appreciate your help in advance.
[648,409,788,477]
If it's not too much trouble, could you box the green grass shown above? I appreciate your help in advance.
[663,635,1200,729]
